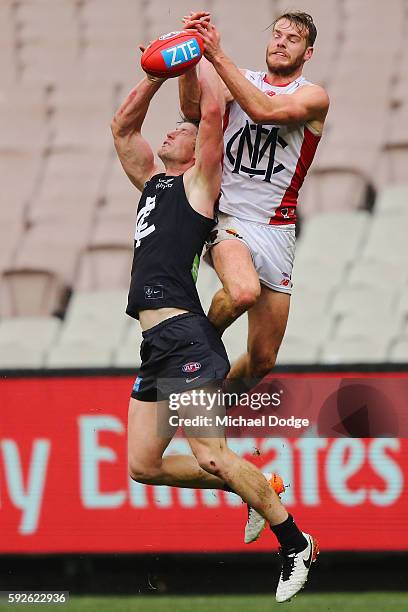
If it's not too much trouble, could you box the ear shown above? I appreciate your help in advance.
[304,46,313,62]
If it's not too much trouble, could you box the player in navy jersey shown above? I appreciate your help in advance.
[111,58,314,602]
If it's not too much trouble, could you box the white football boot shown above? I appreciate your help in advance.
[244,473,285,544]
[275,532,319,603]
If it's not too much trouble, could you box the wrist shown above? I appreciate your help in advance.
[211,50,227,68]
[146,74,166,86]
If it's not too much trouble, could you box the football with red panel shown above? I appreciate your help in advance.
[141,31,204,78]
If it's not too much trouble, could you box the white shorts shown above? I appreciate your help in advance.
[205,212,296,294]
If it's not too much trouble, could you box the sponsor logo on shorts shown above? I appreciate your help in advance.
[144,285,164,299]
[133,376,143,392]
[185,375,201,383]
[182,362,202,373]
[226,228,243,239]
[280,272,292,287]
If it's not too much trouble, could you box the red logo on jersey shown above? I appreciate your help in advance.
[265,91,276,97]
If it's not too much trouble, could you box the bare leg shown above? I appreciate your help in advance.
[128,398,226,489]
[188,436,287,526]
[207,240,260,334]
[228,285,290,380]
[128,396,287,525]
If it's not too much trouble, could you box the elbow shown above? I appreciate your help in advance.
[111,116,128,140]
[246,104,270,124]
[250,106,302,126]
[248,109,264,124]
[201,103,221,123]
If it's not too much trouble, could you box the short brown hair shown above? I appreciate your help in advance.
[178,116,200,129]
[272,12,317,47]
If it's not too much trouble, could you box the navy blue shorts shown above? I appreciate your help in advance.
[131,313,230,402]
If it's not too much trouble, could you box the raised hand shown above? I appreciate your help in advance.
[182,10,211,30]
[138,42,166,84]
[192,21,222,64]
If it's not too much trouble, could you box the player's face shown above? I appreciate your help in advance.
[158,122,198,165]
[266,19,313,77]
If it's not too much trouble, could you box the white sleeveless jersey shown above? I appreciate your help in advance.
[219,70,321,225]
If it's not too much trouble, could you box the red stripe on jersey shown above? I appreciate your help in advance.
[223,106,231,133]
[263,74,291,87]
[220,106,231,170]
[269,126,320,225]
[217,106,232,211]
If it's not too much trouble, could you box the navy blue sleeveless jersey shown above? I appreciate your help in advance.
[126,173,215,320]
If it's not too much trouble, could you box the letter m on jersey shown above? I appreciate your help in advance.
[226,121,288,182]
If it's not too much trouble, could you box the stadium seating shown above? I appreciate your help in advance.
[76,201,135,291]
[46,290,129,367]
[276,336,320,365]
[321,337,391,364]
[0,316,61,368]
[212,0,274,69]
[389,339,408,363]
[374,185,408,216]
[222,314,248,365]
[114,321,144,368]
[1,0,408,368]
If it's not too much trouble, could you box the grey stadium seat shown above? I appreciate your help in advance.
[320,337,390,364]
[0,316,61,369]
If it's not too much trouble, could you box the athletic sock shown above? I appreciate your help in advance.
[270,514,308,553]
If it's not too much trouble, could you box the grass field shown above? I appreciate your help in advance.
[1,594,407,611]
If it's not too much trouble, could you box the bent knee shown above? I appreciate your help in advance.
[193,449,229,478]
[249,351,278,378]
[128,457,162,484]
[228,285,260,314]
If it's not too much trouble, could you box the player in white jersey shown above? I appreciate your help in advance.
[179,11,329,602]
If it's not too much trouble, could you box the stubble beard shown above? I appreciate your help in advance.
[267,53,305,78]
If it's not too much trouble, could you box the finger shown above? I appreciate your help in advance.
[186,11,210,18]
[195,21,209,31]
[183,21,199,29]
[183,12,210,23]
[185,19,208,26]
[183,28,202,35]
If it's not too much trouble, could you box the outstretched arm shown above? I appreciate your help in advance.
[111,76,165,191]
[193,21,330,127]
[178,65,202,122]
[184,60,223,217]
[179,13,236,121]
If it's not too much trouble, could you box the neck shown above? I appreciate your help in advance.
[164,161,193,176]
[265,66,303,86]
